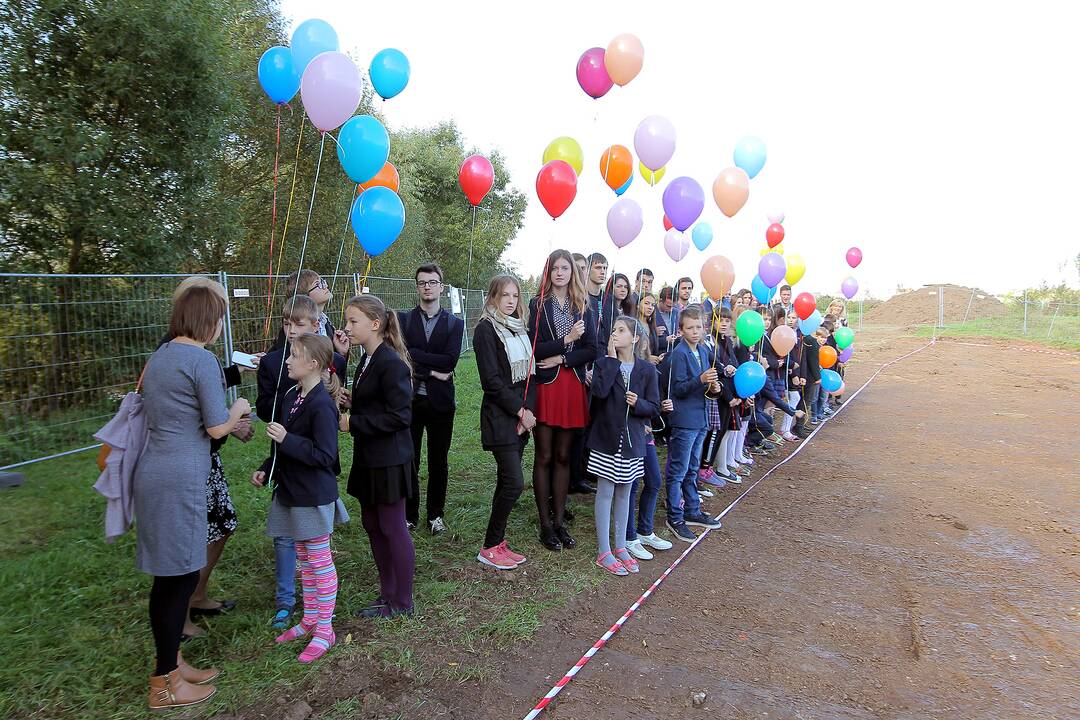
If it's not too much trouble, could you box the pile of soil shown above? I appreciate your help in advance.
[864,284,1005,326]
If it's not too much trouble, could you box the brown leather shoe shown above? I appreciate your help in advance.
[147,669,216,710]
[177,651,220,685]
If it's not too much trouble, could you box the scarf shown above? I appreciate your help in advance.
[482,307,534,384]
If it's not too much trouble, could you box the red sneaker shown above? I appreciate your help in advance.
[477,545,516,570]
[498,541,526,566]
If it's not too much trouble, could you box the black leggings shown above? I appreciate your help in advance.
[149,571,199,676]
[532,424,574,530]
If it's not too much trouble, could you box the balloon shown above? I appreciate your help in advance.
[834,381,846,396]
[576,47,613,99]
[798,310,822,335]
[606,198,643,249]
[770,325,797,356]
[258,46,301,104]
[369,48,411,100]
[841,276,859,299]
[793,292,816,320]
[766,223,785,248]
[691,223,713,251]
[291,19,339,74]
[759,244,785,257]
[536,160,577,219]
[712,167,750,217]
[615,174,632,196]
[758,252,786,288]
[735,310,765,346]
[734,361,767,398]
[358,162,399,194]
[846,246,863,268]
[336,115,390,184]
[459,155,495,206]
[604,33,644,86]
[767,210,785,225]
[663,215,673,231]
[785,254,806,285]
[300,52,361,132]
[820,369,843,393]
[819,345,838,369]
[838,345,854,363]
[634,116,676,170]
[701,255,735,300]
[543,137,583,176]
[599,145,633,191]
[733,136,767,179]
[751,275,776,305]
[662,177,705,232]
[640,162,666,186]
[350,186,404,257]
[834,326,855,350]
[664,229,690,262]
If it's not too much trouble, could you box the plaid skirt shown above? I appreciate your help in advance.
[706,398,722,430]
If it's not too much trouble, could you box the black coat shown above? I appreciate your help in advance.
[397,307,464,414]
[347,343,413,470]
[803,335,822,382]
[473,318,536,450]
[527,295,597,385]
[256,343,347,424]
[586,356,659,459]
[258,381,341,507]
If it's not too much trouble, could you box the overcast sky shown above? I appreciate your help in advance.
[280,0,1079,298]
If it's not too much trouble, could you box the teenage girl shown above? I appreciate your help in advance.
[599,273,634,347]
[636,293,663,364]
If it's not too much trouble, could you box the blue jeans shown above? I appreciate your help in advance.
[665,427,706,525]
[273,535,296,609]
[626,441,663,541]
[814,384,828,419]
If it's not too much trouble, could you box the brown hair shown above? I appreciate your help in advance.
[636,292,658,337]
[172,276,226,303]
[284,269,322,299]
[415,264,444,282]
[345,294,412,372]
[283,294,319,324]
[484,274,524,320]
[169,283,227,344]
[770,305,787,327]
[613,316,651,362]
[539,249,586,315]
[291,334,342,400]
[678,305,703,329]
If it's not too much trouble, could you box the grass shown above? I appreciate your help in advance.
[910,313,1080,351]
[0,356,605,719]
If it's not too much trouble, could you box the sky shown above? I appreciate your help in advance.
[280,0,1079,299]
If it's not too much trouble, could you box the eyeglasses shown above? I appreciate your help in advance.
[307,279,328,290]
[416,280,442,289]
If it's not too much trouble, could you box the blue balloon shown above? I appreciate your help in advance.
[258,46,301,104]
[691,222,713,251]
[751,274,777,305]
[734,361,767,399]
[370,48,411,100]
[821,368,843,393]
[798,309,823,336]
[614,174,633,196]
[336,115,390,184]
[291,19,339,75]
[351,187,405,257]
[733,135,767,179]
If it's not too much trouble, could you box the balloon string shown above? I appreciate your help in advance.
[356,257,373,297]
[463,203,477,337]
[329,182,360,318]
[265,114,306,338]
[264,104,282,337]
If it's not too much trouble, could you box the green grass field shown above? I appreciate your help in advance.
[0,357,606,719]
[911,313,1080,351]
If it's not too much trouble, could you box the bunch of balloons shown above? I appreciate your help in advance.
[575,34,644,100]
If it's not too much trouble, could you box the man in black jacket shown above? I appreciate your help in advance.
[398,264,464,534]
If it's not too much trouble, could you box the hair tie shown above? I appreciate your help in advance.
[328,365,336,375]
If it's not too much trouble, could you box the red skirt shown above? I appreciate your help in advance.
[535,368,590,429]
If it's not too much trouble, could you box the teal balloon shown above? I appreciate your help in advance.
[615,173,633,196]
[691,222,713,251]
[370,48,411,100]
[733,135,767,179]
[798,309,822,335]
[258,46,301,104]
[751,275,776,304]
[821,368,843,393]
[351,187,405,257]
[291,19,339,75]
[336,115,390,184]
[734,361,767,398]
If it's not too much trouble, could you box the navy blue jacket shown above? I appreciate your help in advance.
[256,342,347,424]
[259,381,341,508]
[397,307,464,414]
[667,341,711,429]
[347,343,413,470]
[587,356,659,459]
[527,295,598,385]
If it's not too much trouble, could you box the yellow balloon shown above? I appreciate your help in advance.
[543,136,583,176]
[760,244,784,257]
[639,161,666,186]
[785,253,806,285]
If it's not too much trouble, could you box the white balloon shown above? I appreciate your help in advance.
[767,210,785,225]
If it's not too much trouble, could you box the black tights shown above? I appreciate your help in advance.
[532,424,574,530]
[149,571,199,676]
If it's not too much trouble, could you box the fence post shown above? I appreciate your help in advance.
[962,288,975,326]
[1046,303,1060,339]
[353,272,361,296]
[859,298,863,331]
[1022,290,1028,334]
[938,286,945,328]
[219,271,238,404]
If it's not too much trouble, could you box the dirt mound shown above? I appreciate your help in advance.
[865,284,1005,326]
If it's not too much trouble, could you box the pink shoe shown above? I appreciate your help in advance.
[477,544,516,570]
[782,432,800,442]
[596,551,629,576]
[498,541,526,566]
[697,467,717,482]
[613,547,640,574]
[298,631,335,664]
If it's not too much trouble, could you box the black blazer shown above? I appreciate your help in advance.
[803,335,822,381]
[256,343,347,423]
[397,307,464,413]
[473,318,536,450]
[527,296,598,385]
[586,356,659,459]
[347,343,413,469]
[258,381,341,507]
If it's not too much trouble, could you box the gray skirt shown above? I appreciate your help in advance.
[265,496,349,541]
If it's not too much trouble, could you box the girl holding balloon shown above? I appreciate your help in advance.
[760,309,805,442]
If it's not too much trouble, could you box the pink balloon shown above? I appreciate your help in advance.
[606,198,643,249]
[634,115,676,171]
[841,276,859,299]
[300,51,361,132]
[846,246,863,268]
[769,325,797,356]
[576,47,613,99]
[664,229,690,262]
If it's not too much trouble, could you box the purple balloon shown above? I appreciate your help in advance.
[838,345,854,363]
[300,51,362,132]
[841,276,859,299]
[664,229,690,262]
[606,198,643,249]
[634,115,676,171]
[576,47,613,99]
[758,252,787,288]
[662,177,705,232]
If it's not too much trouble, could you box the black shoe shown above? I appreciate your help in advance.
[749,444,768,456]
[666,519,697,543]
[795,427,812,439]
[555,526,576,549]
[569,481,596,495]
[761,440,778,451]
[684,512,722,529]
[540,527,562,551]
[353,596,388,618]
[189,599,236,618]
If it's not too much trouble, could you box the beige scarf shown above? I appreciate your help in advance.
[482,306,534,384]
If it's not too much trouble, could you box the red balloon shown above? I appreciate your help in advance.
[459,155,494,206]
[793,292,816,321]
[536,160,577,219]
[766,223,785,248]
[663,215,673,231]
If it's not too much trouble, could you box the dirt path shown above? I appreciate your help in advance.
[477,333,1080,720]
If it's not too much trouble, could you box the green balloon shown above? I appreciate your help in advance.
[834,326,855,350]
[736,310,765,346]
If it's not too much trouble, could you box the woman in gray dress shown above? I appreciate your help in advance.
[134,281,250,710]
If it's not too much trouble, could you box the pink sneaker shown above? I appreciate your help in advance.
[477,545,516,570]
[698,467,717,482]
[498,541,526,566]
[782,432,800,442]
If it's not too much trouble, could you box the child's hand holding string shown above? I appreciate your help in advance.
[250,470,266,488]
[661,399,674,413]
[266,422,287,443]
[333,330,350,356]
[625,391,638,407]
[699,367,718,385]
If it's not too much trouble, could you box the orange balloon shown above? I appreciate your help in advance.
[770,325,797,355]
[712,167,750,217]
[819,345,838,369]
[700,255,735,301]
[357,161,399,194]
[604,33,644,86]
[599,145,633,191]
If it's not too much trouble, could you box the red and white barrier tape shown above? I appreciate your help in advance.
[939,339,1077,358]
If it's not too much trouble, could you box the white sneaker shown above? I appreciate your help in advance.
[639,533,673,551]
[429,517,447,535]
[626,539,654,561]
[697,486,714,498]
